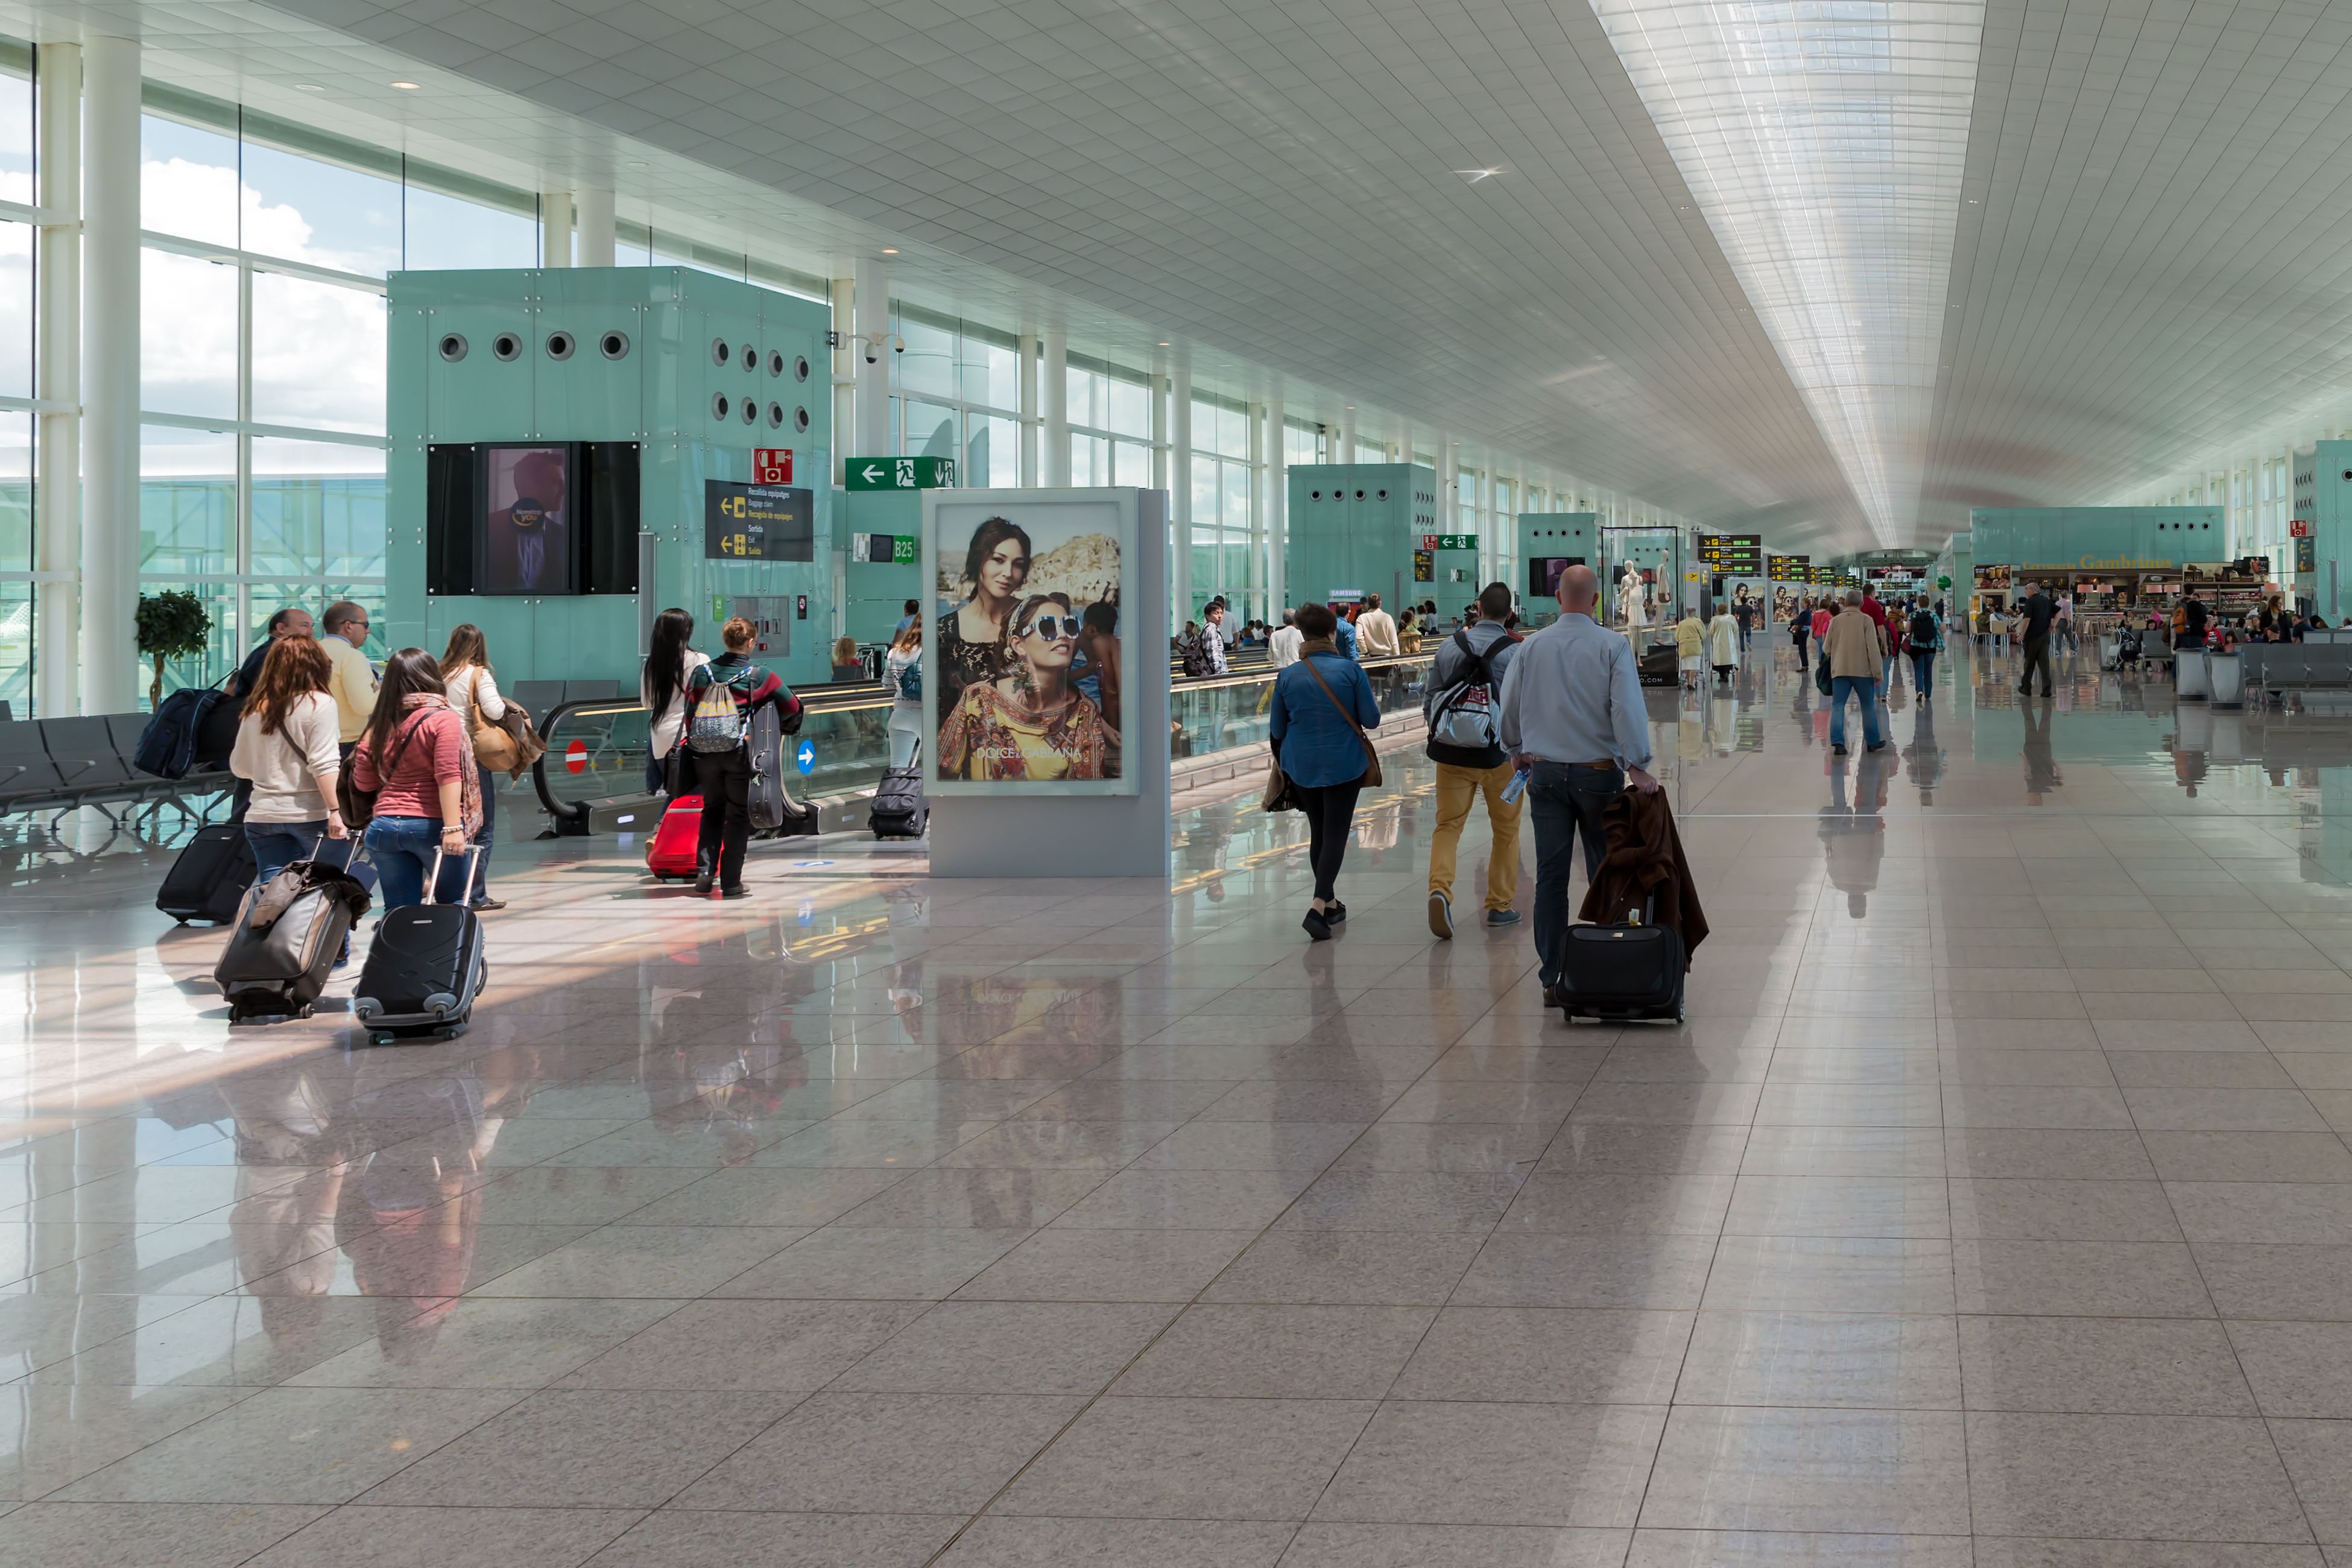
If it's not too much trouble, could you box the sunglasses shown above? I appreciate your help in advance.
[1022,614,1080,642]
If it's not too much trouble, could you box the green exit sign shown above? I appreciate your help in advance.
[1420,533,1478,551]
[846,455,956,491]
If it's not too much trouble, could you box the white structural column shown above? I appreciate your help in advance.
[78,36,136,715]
[1017,334,1038,485]
[33,42,78,720]
[1248,400,1266,619]
[1338,410,1356,465]
[539,192,572,267]
[1040,332,1069,486]
[852,256,888,460]
[1265,393,1285,618]
[829,274,855,481]
[1169,367,1191,630]
[1150,370,1168,496]
[574,188,615,267]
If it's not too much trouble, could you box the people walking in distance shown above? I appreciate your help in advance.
[1424,581,1524,940]
[1824,590,1886,756]
[2014,578,2058,698]
[1269,602,1381,942]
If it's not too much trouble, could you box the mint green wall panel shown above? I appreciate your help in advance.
[1285,464,1438,610]
[389,267,834,691]
[841,489,919,644]
[1968,507,2222,571]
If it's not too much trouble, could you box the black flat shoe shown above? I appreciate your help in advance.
[694,872,715,894]
[721,886,751,899]
[1302,909,1332,941]
[1326,900,1347,923]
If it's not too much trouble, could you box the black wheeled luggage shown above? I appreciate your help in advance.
[744,704,817,836]
[869,739,926,839]
[1557,899,1686,1024]
[353,850,486,1042]
[215,855,372,1021]
[158,824,257,925]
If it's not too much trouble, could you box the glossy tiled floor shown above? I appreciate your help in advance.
[11,641,2352,1565]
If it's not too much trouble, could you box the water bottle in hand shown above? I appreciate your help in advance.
[1500,765,1531,805]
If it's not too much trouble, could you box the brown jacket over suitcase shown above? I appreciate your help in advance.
[1576,788,1709,969]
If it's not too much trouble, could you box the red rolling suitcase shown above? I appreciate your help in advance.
[646,795,703,880]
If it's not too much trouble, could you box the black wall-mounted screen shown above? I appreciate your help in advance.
[427,441,640,597]
[1529,556,1585,598]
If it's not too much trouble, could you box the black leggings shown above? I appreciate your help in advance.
[1291,776,1365,902]
[695,747,753,889]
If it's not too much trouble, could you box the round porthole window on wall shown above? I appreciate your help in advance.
[599,330,630,360]
[767,402,784,428]
[1377,488,1389,501]
[794,354,811,382]
[492,332,522,362]
[1309,490,1323,501]
[437,332,469,363]
[711,337,730,367]
[768,349,785,377]
[741,397,757,425]
[740,344,756,371]
[712,393,730,422]
[545,330,575,361]
[794,406,811,432]
[1354,489,1366,500]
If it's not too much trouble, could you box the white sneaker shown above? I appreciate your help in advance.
[1427,889,1453,940]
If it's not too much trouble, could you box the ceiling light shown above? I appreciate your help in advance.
[1157,341,1169,346]
[1452,168,1502,183]
[390,80,420,90]
[880,248,898,254]
[296,83,324,92]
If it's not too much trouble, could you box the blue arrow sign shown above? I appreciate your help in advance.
[795,739,816,774]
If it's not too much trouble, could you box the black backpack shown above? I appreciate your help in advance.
[1908,609,1936,651]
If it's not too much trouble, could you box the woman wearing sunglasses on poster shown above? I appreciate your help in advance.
[938,591,1117,782]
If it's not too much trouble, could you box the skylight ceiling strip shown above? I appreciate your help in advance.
[1587,0,1982,546]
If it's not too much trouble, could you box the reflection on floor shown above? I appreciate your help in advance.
[10,641,2352,1564]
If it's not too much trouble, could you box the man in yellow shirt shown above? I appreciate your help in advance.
[319,601,378,755]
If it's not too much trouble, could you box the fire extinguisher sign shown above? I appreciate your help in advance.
[753,448,792,485]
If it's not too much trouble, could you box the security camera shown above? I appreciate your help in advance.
[864,344,879,365]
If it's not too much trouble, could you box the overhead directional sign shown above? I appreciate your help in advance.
[1418,533,1478,551]
[845,455,956,491]
[1698,533,1762,573]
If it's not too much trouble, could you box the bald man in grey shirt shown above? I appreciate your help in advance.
[1499,564,1660,1003]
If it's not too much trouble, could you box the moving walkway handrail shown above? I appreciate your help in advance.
[530,652,1437,828]
[530,684,897,827]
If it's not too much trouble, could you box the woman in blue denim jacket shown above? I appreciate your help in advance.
[1269,602,1382,941]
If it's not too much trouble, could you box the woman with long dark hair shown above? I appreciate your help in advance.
[438,624,507,910]
[639,608,709,794]
[229,635,349,885]
[935,517,1031,718]
[352,648,472,908]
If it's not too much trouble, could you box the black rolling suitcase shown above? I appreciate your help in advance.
[215,851,373,1022]
[1557,897,1685,1024]
[870,742,926,839]
[744,704,818,836]
[353,849,486,1043]
[158,824,257,925]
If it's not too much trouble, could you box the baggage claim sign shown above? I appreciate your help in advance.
[704,482,815,561]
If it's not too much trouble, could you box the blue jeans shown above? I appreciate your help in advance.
[1528,760,1623,988]
[470,763,496,902]
[364,815,467,909]
[1910,651,1935,694]
[243,820,353,885]
[1829,676,1882,749]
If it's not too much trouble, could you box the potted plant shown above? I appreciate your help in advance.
[135,589,212,710]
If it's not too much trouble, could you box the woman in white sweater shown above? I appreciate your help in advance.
[229,636,350,887]
[640,608,710,794]
[882,621,923,768]
[438,624,507,910]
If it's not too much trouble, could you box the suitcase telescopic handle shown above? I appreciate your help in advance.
[425,846,479,907]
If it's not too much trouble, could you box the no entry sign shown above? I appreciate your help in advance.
[564,739,587,774]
